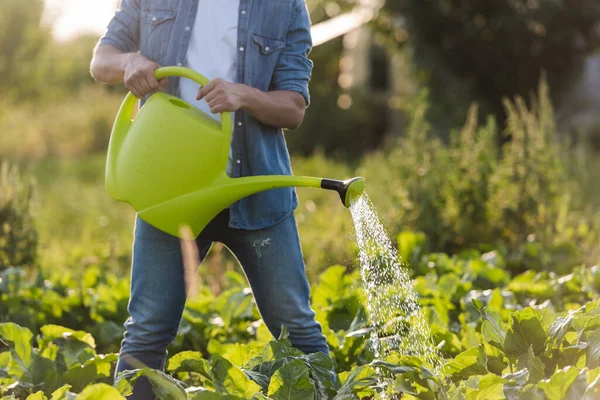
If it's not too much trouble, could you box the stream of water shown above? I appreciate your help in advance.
[349,194,441,395]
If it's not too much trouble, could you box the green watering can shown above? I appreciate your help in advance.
[105,67,365,238]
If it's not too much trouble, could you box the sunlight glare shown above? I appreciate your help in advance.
[43,0,118,41]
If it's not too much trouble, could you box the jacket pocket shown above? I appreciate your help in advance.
[251,34,287,55]
[140,9,177,62]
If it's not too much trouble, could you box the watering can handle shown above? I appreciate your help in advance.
[114,66,233,145]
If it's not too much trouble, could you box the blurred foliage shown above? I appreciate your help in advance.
[0,0,50,102]
[372,79,598,274]
[389,0,600,127]
[0,163,37,270]
[288,39,391,159]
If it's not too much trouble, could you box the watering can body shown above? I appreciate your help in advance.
[106,67,365,238]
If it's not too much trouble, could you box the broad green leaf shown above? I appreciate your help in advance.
[480,307,506,351]
[115,368,187,400]
[167,351,212,380]
[39,326,95,349]
[223,343,262,368]
[445,346,489,381]
[242,369,270,393]
[518,383,547,400]
[250,358,294,380]
[75,383,126,399]
[59,354,117,393]
[587,367,600,384]
[504,308,547,359]
[517,346,546,384]
[267,359,314,400]
[247,334,303,371]
[465,374,507,400]
[333,366,377,400]
[26,392,47,400]
[299,352,334,390]
[503,369,529,387]
[564,369,588,400]
[50,384,72,400]
[313,266,348,309]
[503,369,529,400]
[213,287,254,325]
[537,366,580,400]
[40,331,96,371]
[211,356,262,398]
[488,289,506,312]
[29,352,59,389]
[483,341,507,375]
[0,351,10,372]
[394,374,419,397]
[586,328,600,369]
[584,370,600,400]
[548,311,578,346]
[0,323,33,378]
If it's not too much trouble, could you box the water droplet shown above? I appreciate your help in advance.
[350,194,442,393]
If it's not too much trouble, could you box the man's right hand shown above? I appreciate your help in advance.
[123,54,168,99]
[90,45,167,97]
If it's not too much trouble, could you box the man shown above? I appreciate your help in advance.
[90,0,328,398]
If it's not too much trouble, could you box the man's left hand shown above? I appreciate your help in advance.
[197,78,246,114]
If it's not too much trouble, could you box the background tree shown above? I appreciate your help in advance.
[387,0,600,127]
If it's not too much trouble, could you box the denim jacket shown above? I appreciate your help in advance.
[99,0,313,230]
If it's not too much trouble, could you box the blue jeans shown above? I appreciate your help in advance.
[115,210,328,399]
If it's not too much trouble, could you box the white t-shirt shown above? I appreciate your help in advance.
[179,0,240,176]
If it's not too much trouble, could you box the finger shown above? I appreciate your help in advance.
[204,90,219,103]
[144,73,159,94]
[199,79,219,99]
[158,78,168,90]
[136,80,152,98]
[130,82,143,99]
[207,96,224,109]
[196,87,203,100]
[210,103,229,114]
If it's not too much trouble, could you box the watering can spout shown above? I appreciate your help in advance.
[223,175,366,208]
[136,175,366,238]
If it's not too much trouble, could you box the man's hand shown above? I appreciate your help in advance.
[197,78,247,114]
[123,53,168,98]
[195,77,305,129]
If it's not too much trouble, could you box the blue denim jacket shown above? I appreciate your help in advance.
[99,0,313,230]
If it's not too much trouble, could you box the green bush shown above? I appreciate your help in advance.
[374,79,597,273]
[0,162,37,270]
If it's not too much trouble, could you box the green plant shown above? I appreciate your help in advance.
[0,163,37,270]
[1,244,600,398]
